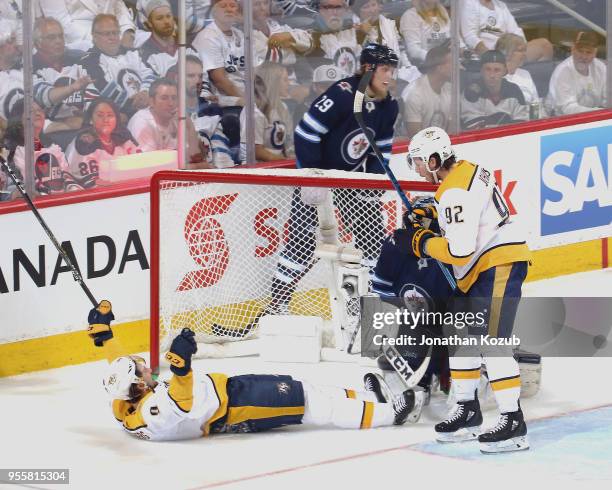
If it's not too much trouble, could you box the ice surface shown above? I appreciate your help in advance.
[1,269,610,489]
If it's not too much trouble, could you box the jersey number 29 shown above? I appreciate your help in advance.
[314,96,334,112]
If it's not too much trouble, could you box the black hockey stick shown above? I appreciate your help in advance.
[353,71,457,290]
[0,152,98,307]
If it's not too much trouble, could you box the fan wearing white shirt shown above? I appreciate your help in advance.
[459,0,552,63]
[546,31,606,116]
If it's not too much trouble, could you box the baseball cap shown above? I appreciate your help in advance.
[480,49,507,66]
[574,31,600,48]
[313,64,342,83]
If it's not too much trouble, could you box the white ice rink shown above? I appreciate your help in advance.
[1,268,611,489]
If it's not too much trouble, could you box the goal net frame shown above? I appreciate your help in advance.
[150,168,436,372]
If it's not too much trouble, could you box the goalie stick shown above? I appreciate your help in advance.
[0,151,98,307]
[381,335,432,389]
[353,71,457,290]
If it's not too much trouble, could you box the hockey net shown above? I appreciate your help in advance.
[150,168,436,370]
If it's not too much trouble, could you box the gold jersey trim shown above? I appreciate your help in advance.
[434,160,478,202]
[202,373,229,436]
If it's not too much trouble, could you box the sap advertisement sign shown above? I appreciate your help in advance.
[541,126,611,236]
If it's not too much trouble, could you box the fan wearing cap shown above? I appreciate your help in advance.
[461,49,528,130]
[90,306,418,441]
[546,31,606,115]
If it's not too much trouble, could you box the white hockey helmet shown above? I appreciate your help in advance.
[103,356,143,400]
[407,127,454,172]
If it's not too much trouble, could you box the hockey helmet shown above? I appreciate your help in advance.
[103,356,145,400]
[407,127,454,173]
[360,43,399,68]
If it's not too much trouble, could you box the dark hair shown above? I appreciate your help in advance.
[84,98,121,127]
[149,77,177,98]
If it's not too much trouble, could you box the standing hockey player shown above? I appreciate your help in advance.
[268,42,399,312]
[405,127,531,453]
[87,303,416,441]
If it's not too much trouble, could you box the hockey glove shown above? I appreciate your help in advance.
[405,224,436,259]
[87,300,115,347]
[165,328,198,376]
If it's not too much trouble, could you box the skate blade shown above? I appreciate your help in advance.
[435,426,482,443]
[480,436,530,454]
[407,391,426,423]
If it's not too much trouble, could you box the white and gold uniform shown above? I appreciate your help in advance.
[427,160,531,293]
[111,371,228,441]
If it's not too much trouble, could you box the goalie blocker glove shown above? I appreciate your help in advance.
[165,328,198,376]
[87,300,115,347]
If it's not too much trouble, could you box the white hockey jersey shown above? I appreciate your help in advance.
[0,68,23,120]
[111,372,228,441]
[428,160,531,292]
[80,49,157,110]
[254,19,312,66]
[33,53,89,121]
[193,22,245,107]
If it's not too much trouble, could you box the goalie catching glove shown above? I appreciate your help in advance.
[165,328,198,376]
[87,300,115,347]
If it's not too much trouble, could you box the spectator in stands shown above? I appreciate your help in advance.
[38,0,136,52]
[461,49,528,129]
[460,0,553,62]
[400,0,450,65]
[495,33,544,119]
[128,78,179,152]
[352,0,419,84]
[253,0,313,66]
[65,98,141,188]
[135,0,212,41]
[401,42,452,138]
[546,31,606,116]
[310,0,361,77]
[1,100,83,200]
[193,0,245,109]
[0,19,23,125]
[312,64,343,98]
[0,0,25,45]
[33,17,91,134]
[240,64,294,163]
[138,0,201,77]
[80,14,157,119]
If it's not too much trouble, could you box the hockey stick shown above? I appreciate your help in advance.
[353,71,457,290]
[381,335,431,390]
[0,152,98,307]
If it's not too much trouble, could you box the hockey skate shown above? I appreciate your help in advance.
[364,373,425,424]
[363,373,388,403]
[478,408,529,454]
[392,390,416,425]
[435,398,483,442]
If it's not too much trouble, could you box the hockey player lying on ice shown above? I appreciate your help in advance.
[87,301,418,441]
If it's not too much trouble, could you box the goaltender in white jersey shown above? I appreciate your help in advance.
[88,303,417,441]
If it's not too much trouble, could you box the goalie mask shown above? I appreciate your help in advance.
[103,356,146,400]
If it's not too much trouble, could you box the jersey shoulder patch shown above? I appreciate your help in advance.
[434,160,478,202]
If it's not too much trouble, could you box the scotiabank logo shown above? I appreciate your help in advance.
[177,193,238,291]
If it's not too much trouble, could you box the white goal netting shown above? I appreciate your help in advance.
[151,168,435,365]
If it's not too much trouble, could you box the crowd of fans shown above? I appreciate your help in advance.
[0,0,608,201]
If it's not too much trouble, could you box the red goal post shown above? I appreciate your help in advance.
[150,168,437,372]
